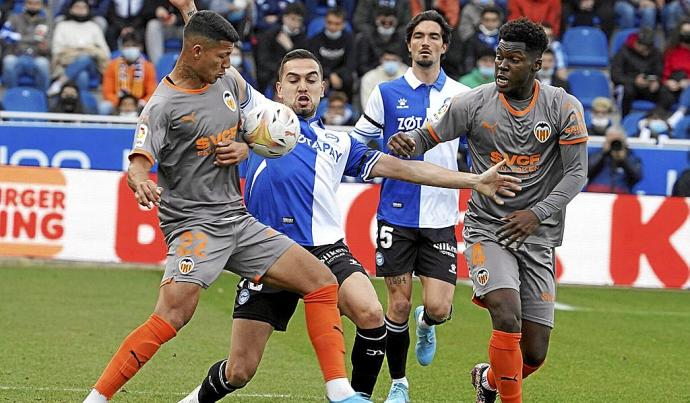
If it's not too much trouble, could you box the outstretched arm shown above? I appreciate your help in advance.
[369,156,521,205]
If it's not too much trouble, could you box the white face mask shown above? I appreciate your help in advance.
[538,68,554,79]
[324,29,343,40]
[591,117,610,128]
[230,55,242,67]
[121,47,141,63]
[382,60,399,76]
[120,111,138,117]
[282,24,301,36]
[377,25,396,37]
[649,119,668,134]
[479,66,494,77]
[478,24,499,36]
[329,114,346,125]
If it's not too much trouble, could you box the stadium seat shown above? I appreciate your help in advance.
[621,111,646,136]
[79,90,98,114]
[679,87,690,110]
[164,38,183,53]
[306,17,353,38]
[562,27,609,67]
[156,52,179,82]
[610,28,638,57]
[674,116,690,139]
[2,86,47,112]
[567,69,610,108]
[631,99,656,112]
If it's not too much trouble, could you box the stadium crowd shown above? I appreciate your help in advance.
[0,0,689,192]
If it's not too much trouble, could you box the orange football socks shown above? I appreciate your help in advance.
[94,314,177,398]
[488,330,523,403]
[303,284,347,381]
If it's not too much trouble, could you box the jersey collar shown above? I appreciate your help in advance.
[403,68,447,91]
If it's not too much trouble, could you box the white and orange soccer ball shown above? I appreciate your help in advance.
[242,101,300,158]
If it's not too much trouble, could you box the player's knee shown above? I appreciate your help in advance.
[424,301,452,323]
[353,301,384,329]
[388,298,412,319]
[153,308,194,331]
[488,306,521,333]
[314,268,338,289]
[523,342,549,367]
[225,360,256,388]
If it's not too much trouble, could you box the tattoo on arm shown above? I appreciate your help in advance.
[187,10,196,17]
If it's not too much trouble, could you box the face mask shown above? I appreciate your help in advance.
[25,9,40,16]
[680,33,690,44]
[538,68,554,79]
[377,25,396,37]
[478,24,499,36]
[61,96,78,111]
[282,24,301,36]
[230,55,242,67]
[591,117,610,128]
[120,111,138,117]
[324,29,343,40]
[329,114,346,125]
[479,66,494,77]
[649,119,668,134]
[383,60,399,76]
[121,47,141,63]
[69,13,91,22]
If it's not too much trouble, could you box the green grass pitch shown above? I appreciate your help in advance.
[1,263,689,402]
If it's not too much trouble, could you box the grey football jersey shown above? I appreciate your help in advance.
[409,82,588,247]
[130,75,246,238]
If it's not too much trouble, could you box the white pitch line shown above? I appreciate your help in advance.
[0,385,323,400]
[554,302,580,311]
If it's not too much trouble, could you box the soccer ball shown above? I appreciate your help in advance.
[242,101,300,158]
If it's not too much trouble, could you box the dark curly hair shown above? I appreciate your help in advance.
[499,18,548,57]
[405,10,452,45]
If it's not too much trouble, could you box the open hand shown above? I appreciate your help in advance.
[474,160,522,205]
[387,132,416,158]
[496,210,540,248]
[215,140,249,166]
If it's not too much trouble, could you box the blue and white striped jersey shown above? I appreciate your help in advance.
[241,85,383,246]
[353,68,470,229]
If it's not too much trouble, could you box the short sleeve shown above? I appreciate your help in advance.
[129,99,168,165]
[344,134,383,181]
[352,85,385,139]
[559,93,589,145]
[425,92,473,143]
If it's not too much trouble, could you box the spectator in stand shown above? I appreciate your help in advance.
[586,126,643,194]
[48,0,110,96]
[50,81,85,114]
[228,43,257,88]
[657,20,690,113]
[256,2,307,93]
[353,0,410,37]
[322,91,358,126]
[611,28,663,116]
[0,0,51,91]
[99,32,156,115]
[588,96,616,136]
[355,6,409,76]
[360,48,407,106]
[663,0,690,32]
[145,0,184,65]
[458,46,495,88]
[672,163,690,196]
[638,109,672,139]
[309,7,356,100]
[508,0,561,35]
[117,93,139,117]
[615,0,662,30]
[204,0,250,38]
[104,0,147,51]
[253,0,298,32]
[562,0,615,38]
[304,0,356,21]
[461,5,501,75]
[542,23,568,83]
[410,0,459,28]
[458,0,500,42]
[54,0,109,31]
[537,48,569,90]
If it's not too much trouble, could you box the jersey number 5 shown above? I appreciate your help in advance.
[379,225,394,249]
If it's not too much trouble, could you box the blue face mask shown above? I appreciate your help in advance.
[649,119,668,134]
[479,66,494,77]
[383,60,399,76]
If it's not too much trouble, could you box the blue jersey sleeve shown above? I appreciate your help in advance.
[344,135,383,181]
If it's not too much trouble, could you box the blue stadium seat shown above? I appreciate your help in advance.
[562,27,609,67]
[164,38,183,53]
[567,69,610,108]
[79,90,98,114]
[631,99,656,112]
[610,28,638,57]
[621,111,646,136]
[679,87,690,110]
[306,17,353,38]
[156,52,179,82]
[674,116,690,139]
[2,86,47,112]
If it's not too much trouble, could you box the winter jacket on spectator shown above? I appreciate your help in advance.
[256,24,308,92]
[662,44,690,83]
[51,17,110,77]
[611,33,663,88]
[309,29,356,98]
[353,0,410,36]
[0,8,50,57]
[409,0,459,28]
[101,55,157,107]
[355,29,407,76]
[508,0,561,35]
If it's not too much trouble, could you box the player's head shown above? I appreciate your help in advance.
[181,10,240,84]
[495,18,548,94]
[276,49,325,118]
[405,10,451,69]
